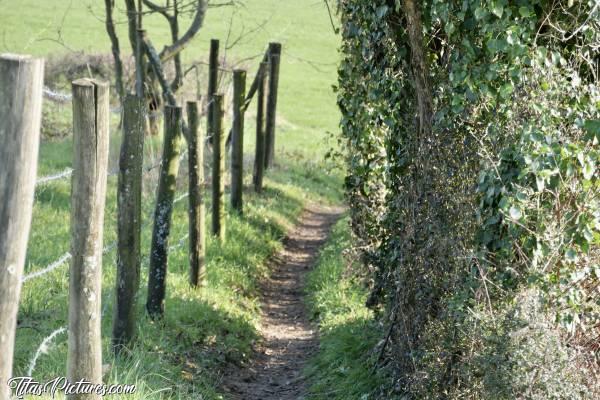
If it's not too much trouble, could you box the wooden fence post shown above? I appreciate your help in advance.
[207,39,219,143]
[0,54,44,399]
[113,95,144,352]
[187,100,206,287]
[264,42,281,169]
[253,62,268,193]
[211,94,226,241]
[67,79,110,399]
[146,106,184,318]
[231,69,246,213]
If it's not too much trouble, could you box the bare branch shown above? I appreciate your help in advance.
[158,0,208,63]
[104,0,125,101]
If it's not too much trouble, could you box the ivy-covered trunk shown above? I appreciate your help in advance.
[337,0,599,398]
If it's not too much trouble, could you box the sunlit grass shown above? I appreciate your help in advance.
[305,217,389,400]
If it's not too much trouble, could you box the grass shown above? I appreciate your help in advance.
[305,217,390,400]
[1,0,340,157]
[0,1,363,398]
[18,159,343,399]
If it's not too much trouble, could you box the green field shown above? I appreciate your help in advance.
[2,0,340,157]
[0,1,372,398]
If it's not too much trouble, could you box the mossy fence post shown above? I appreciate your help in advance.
[113,95,145,351]
[67,79,110,400]
[207,39,219,143]
[146,105,184,318]
[187,100,207,287]
[253,62,268,192]
[264,42,281,169]
[0,54,44,399]
[231,69,246,213]
[211,94,226,242]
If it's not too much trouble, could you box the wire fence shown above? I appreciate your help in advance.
[24,92,195,373]
[24,227,191,375]
[22,45,268,379]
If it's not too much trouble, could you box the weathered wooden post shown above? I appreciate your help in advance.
[264,42,281,169]
[231,69,246,212]
[187,100,206,287]
[211,94,226,241]
[207,39,219,143]
[0,54,44,399]
[67,78,110,399]
[253,62,268,193]
[147,106,184,318]
[113,95,144,352]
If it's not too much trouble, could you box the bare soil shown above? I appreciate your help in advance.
[221,204,344,400]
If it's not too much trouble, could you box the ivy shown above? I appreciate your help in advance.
[337,0,599,398]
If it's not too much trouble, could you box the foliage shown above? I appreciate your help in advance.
[337,0,599,398]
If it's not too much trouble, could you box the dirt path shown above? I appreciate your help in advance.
[221,204,344,400]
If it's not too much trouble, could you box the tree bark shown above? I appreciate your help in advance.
[401,0,433,138]
[146,105,184,318]
[113,95,145,352]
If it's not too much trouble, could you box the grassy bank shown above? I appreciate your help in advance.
[18,153,342,399]
[304,217,391,400]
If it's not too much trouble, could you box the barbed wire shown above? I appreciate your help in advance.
[23,186,190,284]
[43,86,162,118]
[35,139,189,189]
[26,327,67,376]
[35,168,74,186]
[21,252,71,283]
[24,228,190,376]
[43,86,71,103]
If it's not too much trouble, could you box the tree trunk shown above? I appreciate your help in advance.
[146,105,183,318]
[113,95,145,352]
[401,0,433,138]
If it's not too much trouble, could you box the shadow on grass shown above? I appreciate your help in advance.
[305,317,387,400]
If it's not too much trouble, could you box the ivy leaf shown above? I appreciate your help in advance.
[376,5,388,19]
[509,206,522,220]
[583,160,595,180]
[583,119,600,143]
[499,83,514,99]
[518,6,531,18]
[491,2,504,18]
[474,7,487,20]
[565,248,578,263]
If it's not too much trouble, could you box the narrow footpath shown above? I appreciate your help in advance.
[222,204,344,400]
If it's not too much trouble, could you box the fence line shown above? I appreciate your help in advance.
[24,229,189,376]
[22,189,190,284]
[15,40,283,380]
